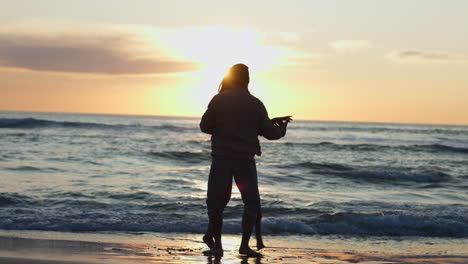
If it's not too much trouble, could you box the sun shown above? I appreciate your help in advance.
[165,26,284,72]
[164,27,291,114]
[141,26,294,117]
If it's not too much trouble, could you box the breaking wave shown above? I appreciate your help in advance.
[0,210,466,237]
[0,118,192,132]
[1,192,467,237]
[282,161,451,183]
[280,142,468,155]
[148,151,210,163]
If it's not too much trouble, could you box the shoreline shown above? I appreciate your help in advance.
[1,230,467,264]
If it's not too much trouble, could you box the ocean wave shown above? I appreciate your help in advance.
[0,132,28,137]
[280,141,383,152]
[1,192,467,237]
[5,166,64,173]
[44,191,95,199]
[0,118,106,129]
[148,151,210,163]
[106,191,166,203]
[0,193,32,207]
[278,142,468,155]
[282,161,451,183]
[0,209,466,237]
[282,161,352,171]
[47,199,110,209]
[308,212,468,237]
[5,166,43,171]
[336,170,451,183]
[292,124,468,136]
[416,144,468,154]
[47,191,175,204]
[0,118,192,132]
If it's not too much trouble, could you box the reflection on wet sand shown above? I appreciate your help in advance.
[0,233,467,264]
[206,255,263,264]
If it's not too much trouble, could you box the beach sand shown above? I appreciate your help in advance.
[0,230,467,264]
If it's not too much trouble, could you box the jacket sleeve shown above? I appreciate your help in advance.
[200,98,216,134]
[258,101,286,140]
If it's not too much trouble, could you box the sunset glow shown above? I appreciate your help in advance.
[1,1,467,125]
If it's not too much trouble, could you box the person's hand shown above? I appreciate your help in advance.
[272,116,292,126]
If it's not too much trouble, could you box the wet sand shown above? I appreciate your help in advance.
[0,230,467,264]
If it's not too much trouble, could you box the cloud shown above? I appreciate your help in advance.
[330,40,372,53]
[0,22,317,76]
[262,32,300,46]
[387,50,468,64]
[158,26,320,72]
[0,30,199,75]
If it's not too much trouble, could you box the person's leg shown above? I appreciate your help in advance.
[204,210,223,255]
[204,156,233,256]
[203,216,214,249]
[233,159,262,257]
[255,206,265,250]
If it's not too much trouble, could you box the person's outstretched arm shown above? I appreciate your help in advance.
[258,101,286,140]
[200,98,216,134]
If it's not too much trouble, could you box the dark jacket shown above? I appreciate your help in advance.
[200,88,285,158]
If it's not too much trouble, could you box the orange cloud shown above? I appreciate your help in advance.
[0,32,199,75]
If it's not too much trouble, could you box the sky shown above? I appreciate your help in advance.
[1,0,467,125]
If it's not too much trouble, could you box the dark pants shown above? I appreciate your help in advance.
[206,155,261,217]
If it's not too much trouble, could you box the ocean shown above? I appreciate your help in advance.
[1,111,467,239]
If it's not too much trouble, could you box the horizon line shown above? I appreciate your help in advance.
[0,109,467,127]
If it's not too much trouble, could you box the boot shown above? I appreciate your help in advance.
[239,213,262,257]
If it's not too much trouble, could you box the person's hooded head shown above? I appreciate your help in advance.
[218,64,250,93]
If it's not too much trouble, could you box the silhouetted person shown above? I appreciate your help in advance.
[200,64,291,257]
